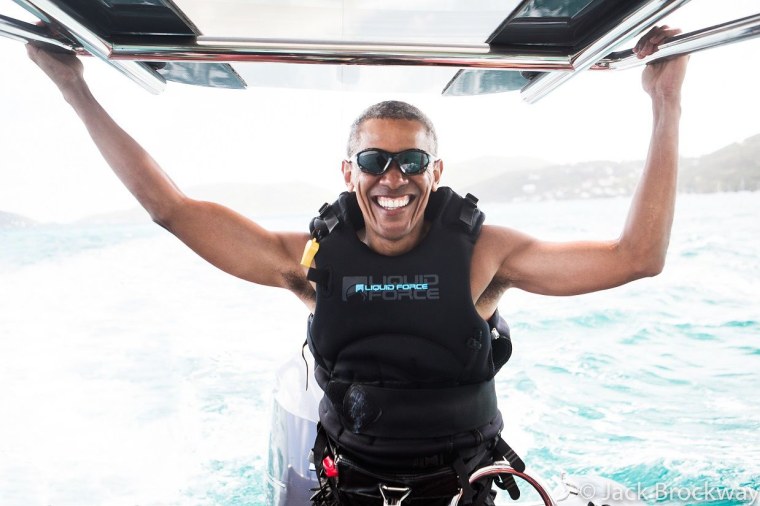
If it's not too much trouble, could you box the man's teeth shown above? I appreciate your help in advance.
[377,196,410,209]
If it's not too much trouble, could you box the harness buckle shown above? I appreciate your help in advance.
[379,484,412,505]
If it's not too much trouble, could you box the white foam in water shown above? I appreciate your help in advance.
[1,193,758,505]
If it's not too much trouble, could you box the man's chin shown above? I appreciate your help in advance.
[377,228,408,241]
[372,223,414,242]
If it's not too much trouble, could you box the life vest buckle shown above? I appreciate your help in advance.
[379,484,412,506]
[321,455,339,478]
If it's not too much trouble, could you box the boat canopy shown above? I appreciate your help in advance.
[1,0,759,100]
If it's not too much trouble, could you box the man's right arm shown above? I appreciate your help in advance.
[27,46,314,305]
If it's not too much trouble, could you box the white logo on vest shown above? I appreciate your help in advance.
[342,274,440,301]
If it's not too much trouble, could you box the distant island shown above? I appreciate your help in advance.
[2,134,758,226]
[0,211,36,228]
[453,133,760,202]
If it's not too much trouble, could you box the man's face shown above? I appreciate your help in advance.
[342,118,442,253]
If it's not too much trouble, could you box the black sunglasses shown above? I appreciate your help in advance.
[353,148,433,176]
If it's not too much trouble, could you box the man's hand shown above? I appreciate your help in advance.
[634,25,689,101]
[26,44,85,97]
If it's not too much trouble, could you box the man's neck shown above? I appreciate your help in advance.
[359,222,431,256]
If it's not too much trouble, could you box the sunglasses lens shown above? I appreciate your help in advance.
[356,150,390,175]
[355,149,430,175]
[397,150,429,174]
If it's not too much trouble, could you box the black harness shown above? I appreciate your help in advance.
[305,188,522,504]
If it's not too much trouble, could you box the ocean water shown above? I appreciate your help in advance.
[0,192,757,506]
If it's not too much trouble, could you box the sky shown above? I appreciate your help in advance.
[1,0,759,222]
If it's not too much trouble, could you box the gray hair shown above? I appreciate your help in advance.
[346,100,438,158]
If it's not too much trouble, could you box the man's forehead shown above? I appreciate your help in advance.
[357,118,433,151]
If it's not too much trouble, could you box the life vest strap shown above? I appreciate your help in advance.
[459,193,480,231]
[312,424,526,506]
[311,202,341,241]
[488,309,513,373]
[307,267,330,287]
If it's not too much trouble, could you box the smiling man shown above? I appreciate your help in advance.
[26,25,687,506]
[343,111,441,255]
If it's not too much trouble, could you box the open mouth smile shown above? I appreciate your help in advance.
[373,195,413,210]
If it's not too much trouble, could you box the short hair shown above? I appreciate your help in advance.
[346,100,438,158]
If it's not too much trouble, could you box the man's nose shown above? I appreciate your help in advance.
[379,162,408,188]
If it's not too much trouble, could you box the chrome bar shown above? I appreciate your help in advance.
[22,0,166,93]
[449,462,557,506]
[0,13,74,50]
[11,0,52,25]
[593,12,760,70]
[109,38,574,71]
[520,0,691,104]
[13,0,756,98]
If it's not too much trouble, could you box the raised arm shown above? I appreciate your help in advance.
[27,46,314,307]
[473,27,688,305]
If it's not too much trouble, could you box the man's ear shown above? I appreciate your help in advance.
[341,160,355,191]
[431,159,443,191]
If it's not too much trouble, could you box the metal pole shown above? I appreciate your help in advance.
[0,13,75,50]
[520,0,691,104]
[109,38,574,71]
[23,0,166,93]
[593,11,760,70]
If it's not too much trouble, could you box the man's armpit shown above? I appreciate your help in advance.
[282,269,316,303]
[476,276,510,309]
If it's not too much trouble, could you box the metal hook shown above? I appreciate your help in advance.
[379,484,412,506]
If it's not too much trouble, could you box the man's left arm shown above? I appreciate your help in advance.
[482,27,688,297]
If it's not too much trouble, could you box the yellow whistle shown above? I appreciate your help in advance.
[300,238,320,268]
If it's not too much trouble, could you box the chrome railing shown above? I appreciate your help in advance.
[9,0,165,93]
[108,37,574,72]
[449,461,557,506]
[519,0,690,103]
[594,12,760,71]
[2,0,759,98]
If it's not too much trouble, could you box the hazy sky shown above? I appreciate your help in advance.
[1,0,759,222]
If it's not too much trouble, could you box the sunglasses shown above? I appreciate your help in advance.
[353,148,433,176]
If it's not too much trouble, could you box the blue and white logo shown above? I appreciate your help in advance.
[342,274,439,301]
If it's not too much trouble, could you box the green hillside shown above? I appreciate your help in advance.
[460,134,760,201]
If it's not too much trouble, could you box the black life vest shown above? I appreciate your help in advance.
[306,187,511,458]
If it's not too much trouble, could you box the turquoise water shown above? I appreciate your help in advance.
[0,193,758,505]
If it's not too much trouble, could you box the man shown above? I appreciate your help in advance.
[27,25,687,505]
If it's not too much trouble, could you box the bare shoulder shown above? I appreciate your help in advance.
[279,230,313,254]
[474,225,535,268]
[471,225,533,315]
